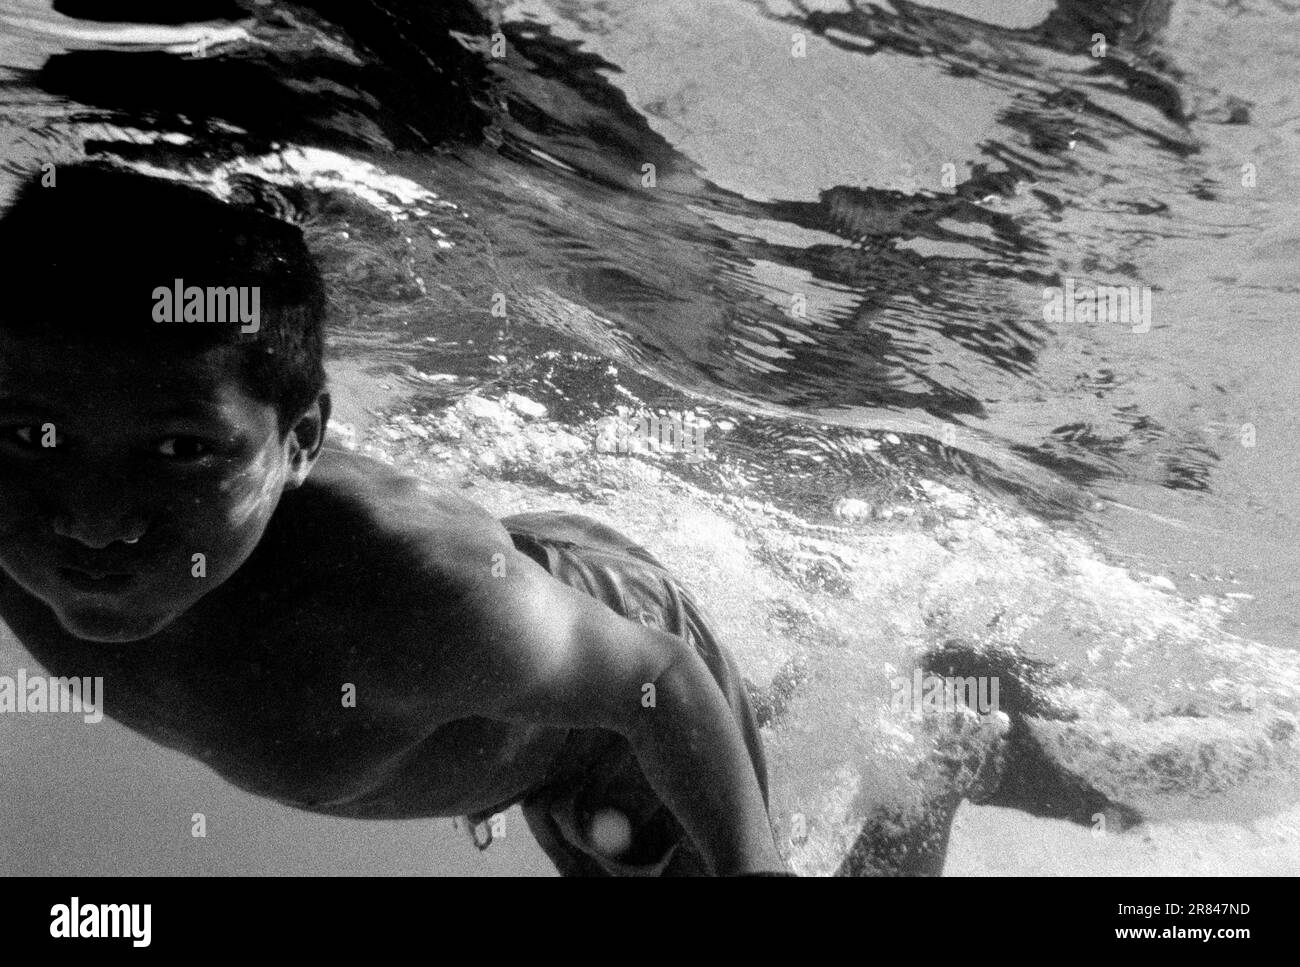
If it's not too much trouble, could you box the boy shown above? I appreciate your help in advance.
[0,164,786,876]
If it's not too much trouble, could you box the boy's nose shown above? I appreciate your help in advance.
[46,468,150,548]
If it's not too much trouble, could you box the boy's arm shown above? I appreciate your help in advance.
[432,546,787,876]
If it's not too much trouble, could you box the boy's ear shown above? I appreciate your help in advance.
[285,392,332,489]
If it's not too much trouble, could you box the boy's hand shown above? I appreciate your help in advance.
[434,543,787,876]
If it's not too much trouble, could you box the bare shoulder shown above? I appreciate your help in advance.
[312,446,501,532]
[271,446,519,604]
[285,448,600,711]
[284,451,673,726]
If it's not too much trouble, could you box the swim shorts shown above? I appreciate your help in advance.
[466,510,770,876]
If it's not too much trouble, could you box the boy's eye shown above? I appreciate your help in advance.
[153,436,214,460]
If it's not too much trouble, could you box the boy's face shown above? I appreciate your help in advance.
[0,331,324,643]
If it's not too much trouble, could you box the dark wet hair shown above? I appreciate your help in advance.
[0,163,326,435]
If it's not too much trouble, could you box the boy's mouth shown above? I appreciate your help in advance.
[57,566,136,595]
